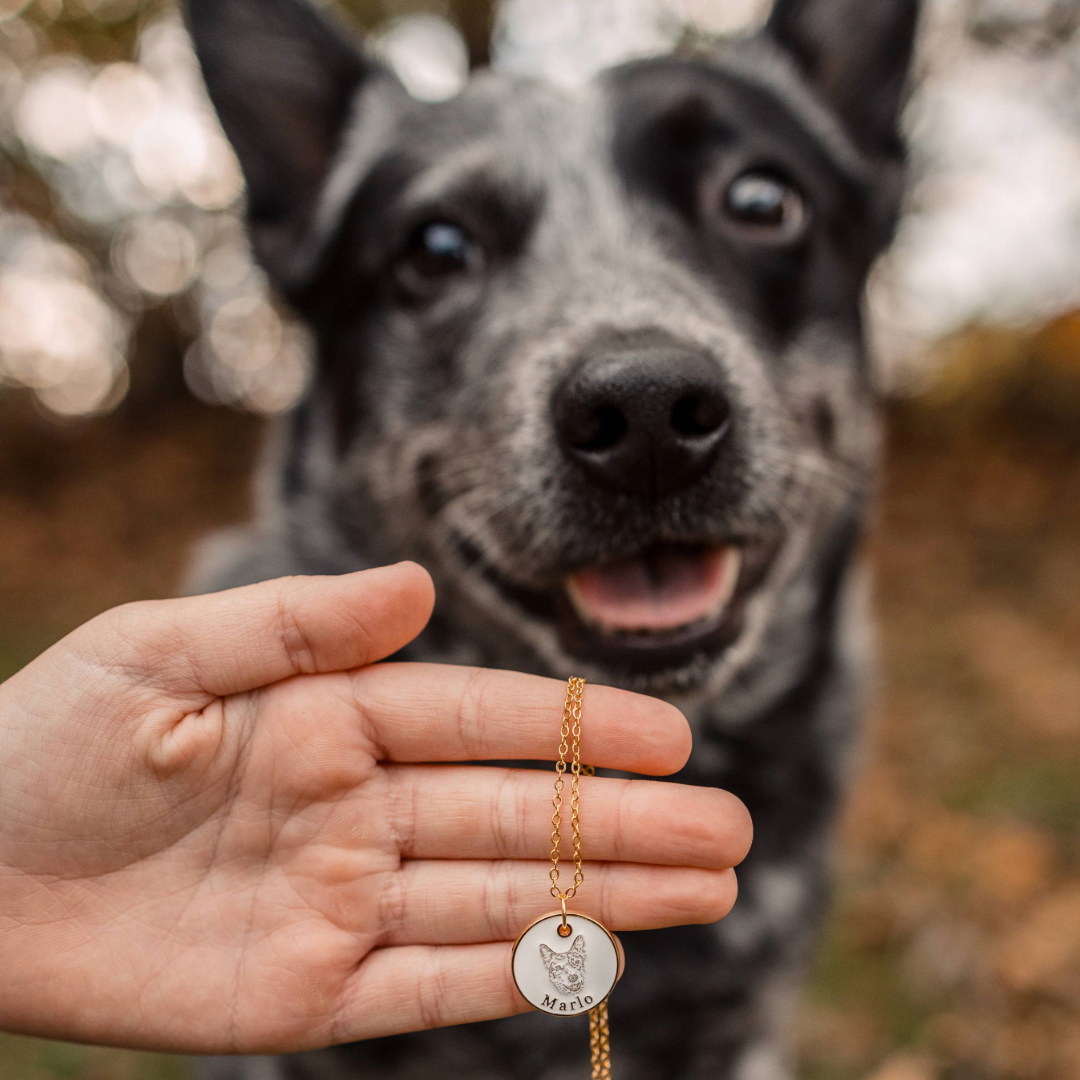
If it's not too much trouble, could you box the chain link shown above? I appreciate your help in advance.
[550,678,614,1080]
[550,676,586,904]
[589,1001,613,1080]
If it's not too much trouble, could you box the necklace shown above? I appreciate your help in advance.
[511,677,620,1079]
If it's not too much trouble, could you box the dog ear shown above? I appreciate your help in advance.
[539,944,556,970]
[764,0,921,161]
[569,936,587,966]
[186,0,399,291]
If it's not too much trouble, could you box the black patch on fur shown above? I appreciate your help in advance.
[767,0,921,162]
[608,58,885,346]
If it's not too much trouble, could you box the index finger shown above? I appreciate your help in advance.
[350,664,692,776]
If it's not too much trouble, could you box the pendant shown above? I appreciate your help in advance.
[512,912,621,1017]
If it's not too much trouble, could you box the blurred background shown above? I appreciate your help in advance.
[1,0,1079,1078]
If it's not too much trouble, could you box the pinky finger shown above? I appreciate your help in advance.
[334,943,529,1043]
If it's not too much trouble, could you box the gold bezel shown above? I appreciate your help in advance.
[510,911,623,1017]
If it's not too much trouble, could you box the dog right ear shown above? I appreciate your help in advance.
[765,0,921,163]
[187,0,400,293]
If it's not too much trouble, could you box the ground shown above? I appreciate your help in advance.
[1,328,1078,1080]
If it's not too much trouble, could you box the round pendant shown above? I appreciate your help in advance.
[511,912,621,1017]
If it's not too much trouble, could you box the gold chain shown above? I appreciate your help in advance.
[549,676,586,908]
[550,677,614,1080]
[589,1000,613,1079]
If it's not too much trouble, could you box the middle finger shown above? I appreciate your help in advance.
[384,766,752,870]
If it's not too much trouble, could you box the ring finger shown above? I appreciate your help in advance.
[373,859,739,946]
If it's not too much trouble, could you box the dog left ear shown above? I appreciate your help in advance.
[187,0,402,292]
[765,0,921,162]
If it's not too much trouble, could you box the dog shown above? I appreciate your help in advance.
[539,937,589,998]
[187,0,921,1076]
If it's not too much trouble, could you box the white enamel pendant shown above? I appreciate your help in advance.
[512,912,621,1017]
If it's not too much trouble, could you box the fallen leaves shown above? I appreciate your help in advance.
[803,369,1080,1080]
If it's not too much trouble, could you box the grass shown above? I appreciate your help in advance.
[0,1035,189,1080]
[945,757,1080,854]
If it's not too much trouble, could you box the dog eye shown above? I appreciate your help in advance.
[722,172,806,238]
[397,220,480,293]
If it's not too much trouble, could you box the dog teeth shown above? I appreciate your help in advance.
[565,577,604,629]
[715,547,743,612]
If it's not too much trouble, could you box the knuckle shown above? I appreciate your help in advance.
[378,871,409,941]
[481,861,512,940]
[489,772,515,860]
[348,673,388,758]
[418,951,454,1030]
[456,667,487,757]
[275,587,319,674]
[612,781,635,862]
[382,767,418,855]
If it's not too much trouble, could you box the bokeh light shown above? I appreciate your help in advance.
[16,60,96,161]
[373,14,470,101]
[0,217,128,416]
[88,63,161,148]
[0,6,296,417]
[0,0,33,23]
[2,0,1080,414]
[114,215,199,297]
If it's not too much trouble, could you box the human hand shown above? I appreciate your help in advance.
[0,563,750,1054]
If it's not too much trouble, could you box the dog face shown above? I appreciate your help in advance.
[539,936,587,996]
[190,0,918,696]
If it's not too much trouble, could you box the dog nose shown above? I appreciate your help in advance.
[553,349,732,498]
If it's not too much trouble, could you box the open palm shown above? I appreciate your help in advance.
[0,564,750,1054]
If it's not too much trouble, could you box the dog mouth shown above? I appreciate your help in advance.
[565,545,741,635]
[558,543,759,671]
[466,538,775,674]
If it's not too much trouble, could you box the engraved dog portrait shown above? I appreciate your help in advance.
[540,936,588,997]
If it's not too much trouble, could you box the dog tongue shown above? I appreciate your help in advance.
[566,546,741,633]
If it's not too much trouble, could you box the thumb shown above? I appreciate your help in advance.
[88,563,435,697]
